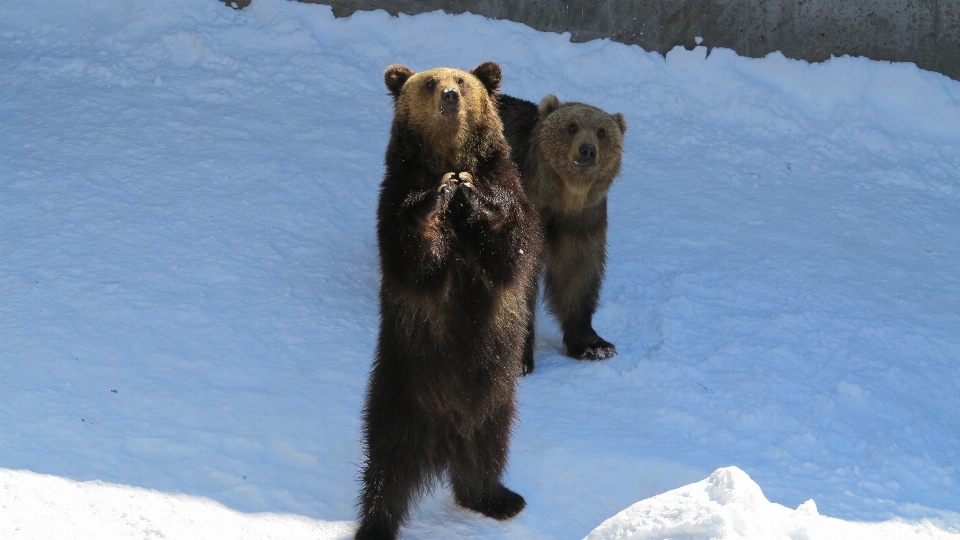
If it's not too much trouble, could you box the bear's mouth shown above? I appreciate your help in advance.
[438,104,460,117]
[571,159,595,170]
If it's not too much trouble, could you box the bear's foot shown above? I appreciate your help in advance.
[456,484,526,521]
[521,352,535,376]
[354,519,399,540]
[564,331,617,361]
[575,343,617,360]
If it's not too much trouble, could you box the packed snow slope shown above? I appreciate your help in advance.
[1,0,959,538]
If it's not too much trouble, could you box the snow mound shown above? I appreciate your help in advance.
[584,467,958,540]
[0,468,354,540]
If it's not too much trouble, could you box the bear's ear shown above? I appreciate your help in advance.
[538,94,561,117]
[611,112,627,134]
[471,62,502,94]
[384,64,415,100]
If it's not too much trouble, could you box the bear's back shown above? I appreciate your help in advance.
[498,95,539,177]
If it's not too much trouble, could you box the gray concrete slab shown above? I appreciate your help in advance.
[292,0,959,80]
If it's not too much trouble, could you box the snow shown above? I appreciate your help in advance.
[2,468,354,539]
[585,467,958,540]
[1,0,958,539]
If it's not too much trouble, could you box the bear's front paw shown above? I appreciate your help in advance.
[456,171,474,188]
[456,174,502,224]
[439,172,459,193]
[441,172,460,185]
[575,344,617,361]
[564,333,617,361]
[433,172,459,206]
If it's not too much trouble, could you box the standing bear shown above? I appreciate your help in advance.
[498,94,627,374]
[356,62,542,540]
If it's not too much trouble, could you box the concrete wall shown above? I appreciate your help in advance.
[294,0,959,81]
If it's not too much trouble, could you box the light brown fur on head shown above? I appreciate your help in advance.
[384,63,504,173]
[528,95,626,215]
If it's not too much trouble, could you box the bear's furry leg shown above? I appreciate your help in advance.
[356,457,419,540]
[543,224,616,361]
[354,511,400,540]
[450,405,526,520]
[357,428,433,540]
[357,437,432,539]
[357,377,436,540]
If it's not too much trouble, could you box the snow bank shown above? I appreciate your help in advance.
[0,468,353,540]
[5,466,956,540]
[585,467,958,540]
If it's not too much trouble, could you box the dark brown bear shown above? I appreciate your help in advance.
[499,94,627,374]
[355,62,542,540]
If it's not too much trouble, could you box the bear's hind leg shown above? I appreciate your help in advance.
[357,391,438,539]
[449,405,526,521]
[357,445,429,539]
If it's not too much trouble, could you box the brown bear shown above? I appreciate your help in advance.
[355,62,542,540]
[498,94,627,374]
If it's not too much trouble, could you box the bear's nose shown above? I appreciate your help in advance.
[442,88,460,104]
[579,143,597,161]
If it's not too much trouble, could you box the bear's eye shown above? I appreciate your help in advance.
[597,128,606,138]
[425,79,436,91]
[457,77,464,86]
[568,123,578,134]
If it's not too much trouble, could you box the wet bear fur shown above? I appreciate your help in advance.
[356,62,542,540]
[498,94,626,374]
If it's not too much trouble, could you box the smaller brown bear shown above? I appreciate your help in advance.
[356,63,541,540]
[499,94,627,374]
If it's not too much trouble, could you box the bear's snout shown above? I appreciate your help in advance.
[442,88,460,104]
[575,143,597,166]
[439,87,461,116]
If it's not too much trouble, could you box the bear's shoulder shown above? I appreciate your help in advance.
[498,95,539,171]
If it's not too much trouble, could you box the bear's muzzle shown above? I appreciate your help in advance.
[439,87,460,116]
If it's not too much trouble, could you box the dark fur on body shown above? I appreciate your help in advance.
[356,63,542,540]
[498,94,626,374]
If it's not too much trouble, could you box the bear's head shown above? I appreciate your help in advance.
[384,62,504,161]
[535,95,626,190]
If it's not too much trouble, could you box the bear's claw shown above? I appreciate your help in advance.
[576,345,617,360]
